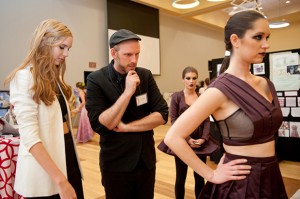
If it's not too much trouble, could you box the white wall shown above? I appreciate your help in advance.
[268,20,300,52]
[156,13,224,93]
[0,0,107,90]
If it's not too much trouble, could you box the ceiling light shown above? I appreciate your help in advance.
[268,0,290,29]
[269,21,290,29]
[172,0,200,9]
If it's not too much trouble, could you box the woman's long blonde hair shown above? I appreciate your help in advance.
[5,19,72,106]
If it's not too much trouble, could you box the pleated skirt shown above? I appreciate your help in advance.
[199,153,288,199]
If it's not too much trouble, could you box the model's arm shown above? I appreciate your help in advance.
[164,87,251,184]
[190,117,210,147]
[170,92,190,142]
[201,117,211,141]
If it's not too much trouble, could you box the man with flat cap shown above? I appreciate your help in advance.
[86,29,169,199]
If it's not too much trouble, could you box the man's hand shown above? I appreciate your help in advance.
[113,121,128,132]
[124,70,140,95]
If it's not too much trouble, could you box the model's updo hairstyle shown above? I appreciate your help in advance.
[182,66,198,79]
[219,10,266,74]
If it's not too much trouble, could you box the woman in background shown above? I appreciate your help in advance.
[199,78,209,94]
[74,82,94,143]
[165,10,287,199]
[5,19,84,198]
[171,66,210,199]
[195,80,204,93]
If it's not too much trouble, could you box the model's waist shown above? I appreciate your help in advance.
[223,140,275,157]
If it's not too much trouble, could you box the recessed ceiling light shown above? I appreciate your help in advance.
[269,21,290,28]
[172,0,200,9]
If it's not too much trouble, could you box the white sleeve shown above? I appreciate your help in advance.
[9,68,41,151]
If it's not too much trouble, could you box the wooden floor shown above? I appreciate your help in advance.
[75,123,300,199]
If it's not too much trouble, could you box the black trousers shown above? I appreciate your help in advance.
[175,155,207,199]
[26,132,84,199]
[101,158,156,199]
[64,132,84,199]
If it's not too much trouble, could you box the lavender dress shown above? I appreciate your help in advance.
[76,106,94,143]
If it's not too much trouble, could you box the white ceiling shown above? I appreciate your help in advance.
[131,0,300,30]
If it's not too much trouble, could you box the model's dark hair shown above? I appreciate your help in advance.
[204,77,210,86]
[199,80,204,87]
[220,10,265,74]
[182,66,198,79]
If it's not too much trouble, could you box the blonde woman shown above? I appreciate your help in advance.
[5,19,84,199]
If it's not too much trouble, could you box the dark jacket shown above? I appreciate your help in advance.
[86,60,169,172]
[170,91,210,141]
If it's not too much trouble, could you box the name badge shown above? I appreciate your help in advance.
[136,93,148,106]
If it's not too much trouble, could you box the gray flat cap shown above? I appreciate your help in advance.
[109,29,141,48]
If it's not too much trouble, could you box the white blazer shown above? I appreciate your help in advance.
[9,66,82,197]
